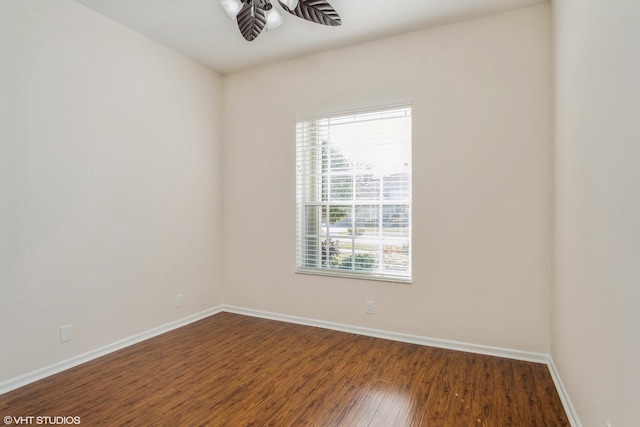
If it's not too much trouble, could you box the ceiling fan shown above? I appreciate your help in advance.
[220,0,342,41]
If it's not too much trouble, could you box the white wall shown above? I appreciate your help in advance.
[0,0,223,382]
[223,5,553,353]
[553,0,640,425]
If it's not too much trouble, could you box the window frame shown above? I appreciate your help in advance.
[295,104,412,284]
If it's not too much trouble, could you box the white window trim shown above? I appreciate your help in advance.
[295,103,412,284]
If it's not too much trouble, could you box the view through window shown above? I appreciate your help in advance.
[296,104,412,282]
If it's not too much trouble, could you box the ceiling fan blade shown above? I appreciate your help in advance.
[278,0,341,26]
[237,2,266,41]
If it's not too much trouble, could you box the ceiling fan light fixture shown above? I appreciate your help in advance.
[220,0,243,19]
[265,6,284,30]
[283,0,299,9]
[224,0,340,41]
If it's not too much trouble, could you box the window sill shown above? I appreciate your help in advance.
[295,268,411,284]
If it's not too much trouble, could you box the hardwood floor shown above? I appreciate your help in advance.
[0,312,569,426]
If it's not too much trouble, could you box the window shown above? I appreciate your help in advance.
[296,104,412,283]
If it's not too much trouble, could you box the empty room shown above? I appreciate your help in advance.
[1,0,638,426]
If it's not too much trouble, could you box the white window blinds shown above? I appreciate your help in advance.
[296,104,412,283]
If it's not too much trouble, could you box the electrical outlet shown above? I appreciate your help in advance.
[60,325,72,343]
[176,294,183,308]
[366,300,374,314]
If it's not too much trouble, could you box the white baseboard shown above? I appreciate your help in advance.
[222,305,549,363]
[0,306,223,395]
[547,357,583,427]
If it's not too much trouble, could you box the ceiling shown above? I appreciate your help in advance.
[74,0,547,74]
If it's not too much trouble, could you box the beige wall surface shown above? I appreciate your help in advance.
[553,0,640,426]
[0,0,224,381]
[222,5,553,353]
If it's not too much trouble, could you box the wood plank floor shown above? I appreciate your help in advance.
[0,312,569,426]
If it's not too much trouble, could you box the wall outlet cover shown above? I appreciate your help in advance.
[60,325,73,343]
[366,300,374,314]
